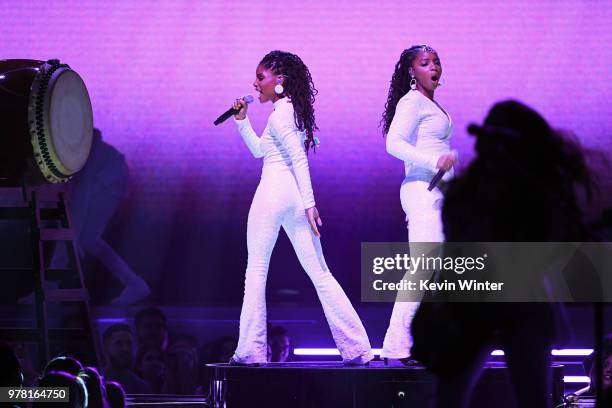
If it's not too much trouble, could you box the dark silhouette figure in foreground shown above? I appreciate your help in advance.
[411,100,596,408]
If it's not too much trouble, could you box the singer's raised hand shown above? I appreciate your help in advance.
[233,98,248,120]
[436,153,455,171]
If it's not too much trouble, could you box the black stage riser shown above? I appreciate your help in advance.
[206,362,564,408]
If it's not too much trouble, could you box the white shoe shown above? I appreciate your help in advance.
[111,277,150,306]
[343,352,375,366]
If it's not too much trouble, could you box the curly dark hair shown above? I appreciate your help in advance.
[381,45,438,135]
[259,50,319,153]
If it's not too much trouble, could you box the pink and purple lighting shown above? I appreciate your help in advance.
[2,2,609,304]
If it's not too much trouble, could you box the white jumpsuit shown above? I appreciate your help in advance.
[231,97,374,364]
[382,90,453,359]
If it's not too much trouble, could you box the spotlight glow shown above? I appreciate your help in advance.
[294,348,383,356]
[552,349,594,356]
[563,376,590,383]
[294,348,593,357]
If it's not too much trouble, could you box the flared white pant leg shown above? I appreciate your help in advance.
[381,181,444,359]
[233,175,283,364]
[283,201,373,363]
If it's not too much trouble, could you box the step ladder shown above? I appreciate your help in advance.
[0,186,102,367]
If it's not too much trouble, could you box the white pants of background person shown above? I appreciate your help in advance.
[381,180,444,359]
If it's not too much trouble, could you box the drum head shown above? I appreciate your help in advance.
[48,70,93,174]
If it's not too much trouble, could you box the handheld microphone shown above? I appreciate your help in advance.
[428,150,457,191]
[214,95,254,126]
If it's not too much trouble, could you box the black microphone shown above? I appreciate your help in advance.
[428,169,445,191]
[428,150,457,191]
[214,95,254,126]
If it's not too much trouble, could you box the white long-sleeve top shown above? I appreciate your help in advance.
[386,90,454,183]
[234,97,316,209]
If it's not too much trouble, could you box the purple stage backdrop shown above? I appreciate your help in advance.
[1,1,610,305]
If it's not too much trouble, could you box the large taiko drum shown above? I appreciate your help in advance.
[0,59,93,185]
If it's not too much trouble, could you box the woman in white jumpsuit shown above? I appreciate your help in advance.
[229,51,373,365]
[380,45,455,363]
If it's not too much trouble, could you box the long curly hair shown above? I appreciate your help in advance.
[259,50,318,153]
[381,45,438,135]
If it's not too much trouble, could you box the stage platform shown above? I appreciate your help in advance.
[126,394,207,406]
[206,361,565,408]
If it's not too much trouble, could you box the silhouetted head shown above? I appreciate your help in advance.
[0,342,22,387]
[78,367,107,408]
[104,381,126,408]
[35,371,88,408]
[467,100,593,197]
[444,100,593,241]
[44,355,83,377]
